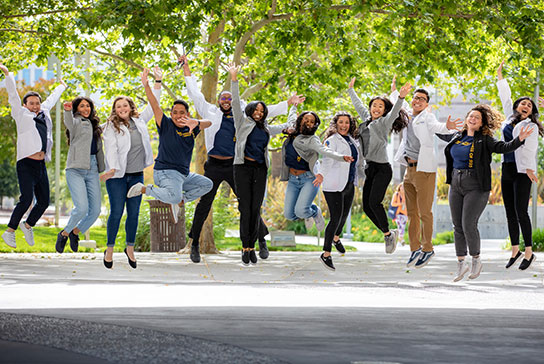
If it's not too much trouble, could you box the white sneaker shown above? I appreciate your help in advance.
[384,229,398,254]
[19,221,35,246]
[127,182,145,198]
[453,260,469,282]
[171,203,180,224]
[468,256,482,280]
[313,206,325,231]
[304,217,314,231]
[2,230,16,248]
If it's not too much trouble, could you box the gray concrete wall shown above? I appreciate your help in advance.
[434,204,544,239]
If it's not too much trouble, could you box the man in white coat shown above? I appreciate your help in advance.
[390,77,461,268]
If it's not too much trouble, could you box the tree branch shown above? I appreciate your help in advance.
[91,48,177,100]
[2,8,91,19]
[0,28,51,35]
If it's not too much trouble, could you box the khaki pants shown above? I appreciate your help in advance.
[403,166,436,252]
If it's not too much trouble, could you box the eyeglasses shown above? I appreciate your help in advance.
[413,96,428,102]
[220,97,232,102]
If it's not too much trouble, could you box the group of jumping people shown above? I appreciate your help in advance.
[0,58,541,281]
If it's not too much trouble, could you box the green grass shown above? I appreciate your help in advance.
[0,225,356,253]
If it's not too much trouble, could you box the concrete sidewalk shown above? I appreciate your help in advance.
[1,238,543,363]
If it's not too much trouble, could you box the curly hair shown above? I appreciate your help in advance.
[463,104,504,136]
[322,111,358,140]
[107,96,140,134]
[511,96,544,136]
[368,96,409,134]
[65,96,102,145]
[283,111,321,139]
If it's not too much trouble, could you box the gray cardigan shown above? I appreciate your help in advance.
[232,80,293,167]
[280,107,345,181]
[348,88,404,164]
[64,110,105,172]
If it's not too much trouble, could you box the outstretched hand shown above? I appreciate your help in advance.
[141,68,150,86]
[153,66,163,81]
[446,115,463,131]
[538,96,544,109]
[398,82,412,99]
[518,124,534,141]
[343,155,354,162]
[288,93,306,106]
[348,77,356,89]
[391,75,397,93]
[63,102,72,111]
[497,59,505,80]
[227,62,239,81]
[179,115,198,133]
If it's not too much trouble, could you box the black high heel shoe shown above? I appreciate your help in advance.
[124,247,137,269]
[103,250,113,269]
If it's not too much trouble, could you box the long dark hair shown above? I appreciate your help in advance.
[323,111,358,140]
[283,111,321,139]
[66,97,102,145]
[462,104,503,137]
[368,96,409,133]
[511,96,544,136]
[245,101,268,128]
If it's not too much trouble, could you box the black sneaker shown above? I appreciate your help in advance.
[55,231,68,253]
[258,240,269,259]
[249,249,258,265]
[190,244,201,263]
[505,251,523,269]
[241,250,250,266]
[68,231,79,252]
[519,254,536,271]
[333,240,346,254]
[320,253,335,271]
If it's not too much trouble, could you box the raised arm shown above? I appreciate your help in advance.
[228,63,244,129]
[487,125,533,154]
[348,77,370,121]
[496,60,513,118]
[306,137,348,162]
[63,102,74,132]
[41,80,67,111]
[389,75,410,111]
[140,66,163,123]
[268,104,299,135]
[141,68,164,127]
[1,64,24,120]
[381,82,411,129]
[181,55,218,120]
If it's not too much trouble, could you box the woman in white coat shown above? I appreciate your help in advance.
[100,67,162,269]
[497,60,543,271]
[317,112,361,271]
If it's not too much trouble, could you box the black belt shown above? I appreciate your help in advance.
[407,162,417,167]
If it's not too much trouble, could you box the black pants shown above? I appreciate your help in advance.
[233,160,268,249]
[189,157,268,247]
[8,158,50,230]
[323,182,354,252]
[501,162,533,247]
[363,161,392,233]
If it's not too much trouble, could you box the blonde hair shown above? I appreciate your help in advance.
[107,96,140,134]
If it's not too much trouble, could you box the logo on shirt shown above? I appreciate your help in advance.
[176,130,193,138]
[297,156,301,162]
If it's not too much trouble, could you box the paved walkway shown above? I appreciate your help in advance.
[0,237,543,363]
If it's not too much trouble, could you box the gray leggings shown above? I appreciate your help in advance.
[448,169,490,257]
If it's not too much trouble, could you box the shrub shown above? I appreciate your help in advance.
[432,230,454,246]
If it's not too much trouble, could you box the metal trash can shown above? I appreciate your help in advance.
[147,200,186,252]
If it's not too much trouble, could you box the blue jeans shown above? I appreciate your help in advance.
[284,171,319,220]
[146,169,213,204]
[106,173,143,247]
[64,155,101,234]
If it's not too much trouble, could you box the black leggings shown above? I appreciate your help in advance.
[363,161,392,233]
[8,158,50,230]
[501,162,533,247]
[323,182,354,252]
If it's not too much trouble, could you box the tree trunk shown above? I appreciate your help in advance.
[182,19,225,255]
